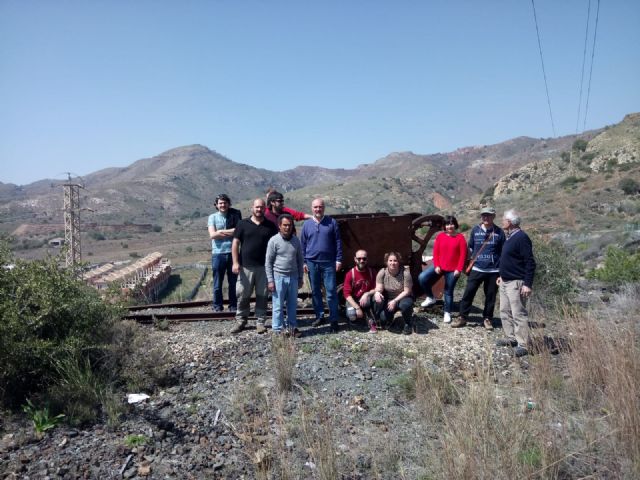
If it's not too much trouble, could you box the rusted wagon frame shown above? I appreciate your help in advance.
[334,212,445,297]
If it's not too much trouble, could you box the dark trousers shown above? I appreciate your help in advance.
[212,253,237,311]
[459,270,499,320]
[373,296,414,327]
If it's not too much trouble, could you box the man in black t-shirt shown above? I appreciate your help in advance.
[231,198,278,334]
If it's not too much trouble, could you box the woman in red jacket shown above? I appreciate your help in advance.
[418,215,467,324]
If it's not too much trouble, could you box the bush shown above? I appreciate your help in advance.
[588,246,640,285]
[531,236,577,310]
[0,240,118,408]
[619,178,640,195]
[572,139,588,152]
[560,176,586,188]
[0,239,173,424]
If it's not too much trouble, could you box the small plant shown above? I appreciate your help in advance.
[326,337,343,350]
[390,372,415,399]
[22,399,65,438]
[373,358,396,369]
[153,316,170,331]
[299,343,314,354]
[124,434,148,447]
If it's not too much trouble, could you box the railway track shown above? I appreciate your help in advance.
[124,295,321,324]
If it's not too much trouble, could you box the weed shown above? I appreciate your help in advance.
[124,434,148,447]
[153,316,170,331]
[391,372,415,399]
[373,358,396,369]
[326,337,343,351]
[22,399,65,438]
[299,343,314,354]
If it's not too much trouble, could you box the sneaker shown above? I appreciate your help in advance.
[230,318,247,334]
[227,306,237,312]
[212,306,223,312]
[312,316,325,327]
[450,316,466,328]
[496,338,518,347]
[402,324,412,335]
[368,323,378,334]
[292,328,303,338]
[420,297,436,308]
[330,322,339,333]
[443,312,452,324]
[256,320,267,334]
[514,346,529,357]
[483,318,494,330]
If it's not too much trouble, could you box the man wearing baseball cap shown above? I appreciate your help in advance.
[453,206,505,329]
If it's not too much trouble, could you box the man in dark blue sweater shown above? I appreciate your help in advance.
[457,207,505,329]
[497,209,536,357]
[300,198,343,333]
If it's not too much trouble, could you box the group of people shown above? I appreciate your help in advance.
[208,194,536,357]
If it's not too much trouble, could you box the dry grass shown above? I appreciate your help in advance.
[229,381,274,480]
[301,403,339,480]
[226,284,640,479]
[563,284,640,476]
[271,334,297,393]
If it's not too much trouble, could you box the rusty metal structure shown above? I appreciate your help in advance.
[334,212,445,296]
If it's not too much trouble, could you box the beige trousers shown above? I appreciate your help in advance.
[499,279,530,346]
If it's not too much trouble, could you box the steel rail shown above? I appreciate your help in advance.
[124,307,322,324]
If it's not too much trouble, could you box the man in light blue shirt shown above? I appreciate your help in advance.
[207,194,241,311]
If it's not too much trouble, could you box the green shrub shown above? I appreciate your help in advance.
[560,176,586,187]
[532,236,577,309]
[588,246,640,285]
[619,178,640,195]
[0,240,118,407]
[572,139,588,152]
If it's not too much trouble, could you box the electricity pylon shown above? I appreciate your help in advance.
[63,174,83,268]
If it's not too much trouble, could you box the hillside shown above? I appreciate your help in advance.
[0,125,606,229]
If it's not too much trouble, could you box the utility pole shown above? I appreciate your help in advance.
[63,174,83,268]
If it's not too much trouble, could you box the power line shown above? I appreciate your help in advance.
[576,0,592,134]
[583,0,601,132]
[530,0,556,137]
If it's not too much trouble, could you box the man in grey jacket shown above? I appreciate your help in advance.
[265,214,305,336]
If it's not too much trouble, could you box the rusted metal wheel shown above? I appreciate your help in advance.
[410,214,445,299]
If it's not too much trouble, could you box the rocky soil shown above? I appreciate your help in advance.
[1,304,559,480]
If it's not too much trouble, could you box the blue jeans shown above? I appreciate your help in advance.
[419,266,459,314]
[306,260,339,322]
[212,253,237,311]
[271,274,300,332]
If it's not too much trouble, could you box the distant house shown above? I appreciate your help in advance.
[48,237,64,247]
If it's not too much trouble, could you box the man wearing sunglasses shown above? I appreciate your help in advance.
[343,250,377,333]
[265,191,311,226]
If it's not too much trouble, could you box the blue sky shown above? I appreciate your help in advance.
[1,0,639,185]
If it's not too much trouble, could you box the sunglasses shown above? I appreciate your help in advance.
[356,257,368,261]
